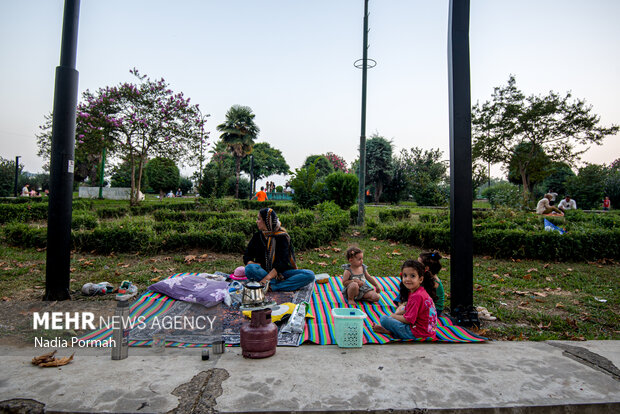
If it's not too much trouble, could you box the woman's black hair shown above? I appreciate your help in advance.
[418,251,442,276]
[398,259,437,303]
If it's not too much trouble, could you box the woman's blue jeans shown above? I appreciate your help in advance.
[379,314,416,339]
[244,264,315,291]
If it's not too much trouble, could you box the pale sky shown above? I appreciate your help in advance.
[1,0,618,185]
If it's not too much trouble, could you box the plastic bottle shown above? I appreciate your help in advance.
[111,300,129,360]
[281,302,307,334]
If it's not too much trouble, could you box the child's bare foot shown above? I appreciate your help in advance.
[371,322,391,334]
[347,299,357,306]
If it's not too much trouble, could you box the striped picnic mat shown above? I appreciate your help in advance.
[79,273,211,348]
[302,276,487,344]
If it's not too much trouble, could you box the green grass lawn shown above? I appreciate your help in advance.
[0,202,617,341]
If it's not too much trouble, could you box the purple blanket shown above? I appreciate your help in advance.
[148,274,229,308]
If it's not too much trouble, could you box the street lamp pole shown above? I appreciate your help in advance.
[14,156,21,197]
[356,0,371,226]
[45,0,80,301]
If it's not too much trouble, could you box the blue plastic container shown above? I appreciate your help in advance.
[331,308,367,348]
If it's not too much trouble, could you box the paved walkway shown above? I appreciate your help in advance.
[0,340,619,413]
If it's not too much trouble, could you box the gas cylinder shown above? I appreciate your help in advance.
[240,308,278,358]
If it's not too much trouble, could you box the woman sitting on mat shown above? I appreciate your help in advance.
[243,207,315,291]
[372,259,437,340]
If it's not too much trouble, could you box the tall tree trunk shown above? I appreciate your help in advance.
[520,166,530,204]
[136,155,145,205]
[235,156,241,198]
[374,181,383,203]
[130,152,137,206]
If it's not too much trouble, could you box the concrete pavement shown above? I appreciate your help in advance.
[0,340,618,413]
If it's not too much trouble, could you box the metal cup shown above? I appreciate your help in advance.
[212,340,225,354]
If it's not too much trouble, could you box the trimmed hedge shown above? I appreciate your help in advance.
[152,210,241,222]
[2,200,351,254]
[0,203,48,223]
[236,200,299,214]
[365,220,620,260]
[378,208,411,222]
[72,211,98,230]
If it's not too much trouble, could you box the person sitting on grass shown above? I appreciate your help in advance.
[536,193,564,216]
[341,246,382,306]
[243,208,314,291]
[558,195,577,211]
[372,259,437,340]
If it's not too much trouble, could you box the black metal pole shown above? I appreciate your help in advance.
[45,0,80,301]
[448,0,473,311]
[357,0,370,226]
[14,156,20,197]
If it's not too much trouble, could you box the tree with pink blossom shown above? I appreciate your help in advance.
[38,69,208,204]
[324,152,348,173]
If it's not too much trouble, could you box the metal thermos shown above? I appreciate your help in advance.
[111,300,130,360]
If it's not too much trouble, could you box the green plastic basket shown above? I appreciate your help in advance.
[331,308,367,348]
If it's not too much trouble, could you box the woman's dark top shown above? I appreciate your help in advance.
[243,232,296,274]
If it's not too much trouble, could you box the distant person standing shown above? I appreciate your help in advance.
[557,196,577,211]
[252,186,268,202]
[602,196,611,211]
[21,184,30,197]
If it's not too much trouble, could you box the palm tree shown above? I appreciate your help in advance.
[216,105,259,198]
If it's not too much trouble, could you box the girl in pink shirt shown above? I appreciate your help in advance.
[372,259,437,340]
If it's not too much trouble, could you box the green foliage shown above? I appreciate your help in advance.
[235,200,299,214]
[217,105,259,198]
[566,164,607,210]
[302,155,334,178]
[153,210,241,222]
[110,160,148,190]
[0,156,24,197]
[275,185,283,192]
[287,202,349,250]
[482,183,522,209]
[324,172,358,209]
[199,152,234,198]
[240,142,290,187]
[290,161,326,209]
[3,223,47,248]
[364,134,394,202]
[0,203,48,224]
[508,142,551,193]
[533,162,575,200]
[473,75,618,201]
[604,159,620,209]
[71,211,99,230]
[145,157,180,196]
[366,212,620,261]
[378,208,411,222]
[96,206,129,219]
[279,210,315,228]
[224,176,251,199]
[178,177,193,195]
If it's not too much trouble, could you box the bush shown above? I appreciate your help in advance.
[290,161,326,209]
[3,223,47,248]
[482,183,522,209]
[224,176,251,199]
[96,207,129,219]
[566,164,607,210]
[236,200,299,214]
[72,211,98,230]
[275,185,283,193]
[378,208,411,222]
[325,172,358,209]
[159,230,246,253]
[0,203,48,223]
[152,210,241,222]
[280,210,315,228]
[365,211,620,261]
